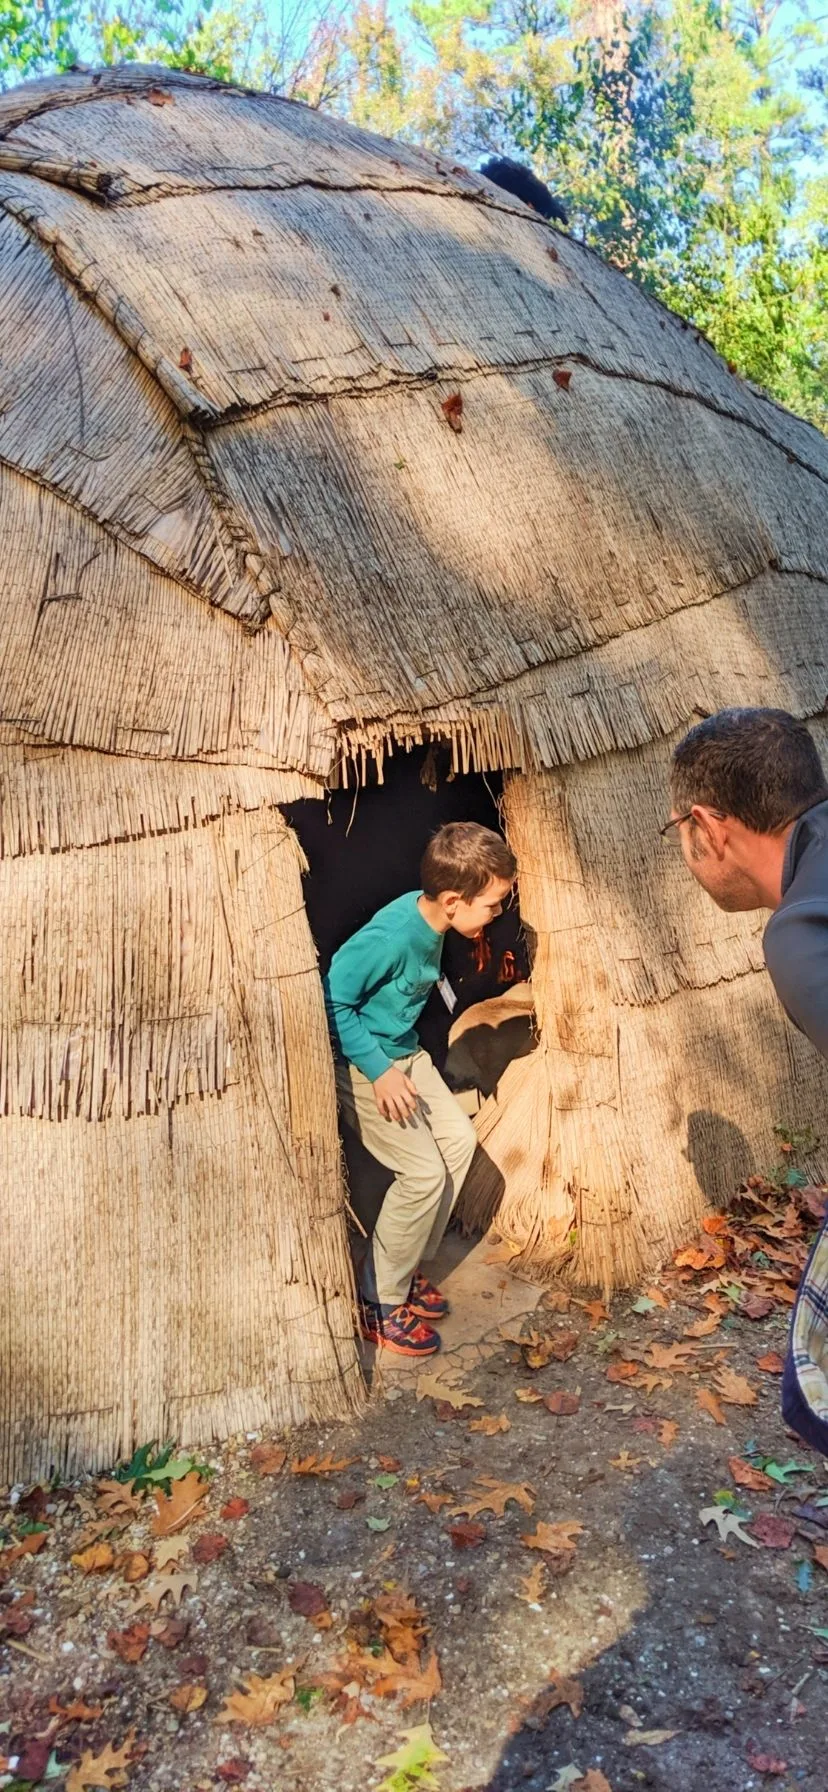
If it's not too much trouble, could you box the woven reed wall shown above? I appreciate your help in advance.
[0,792,362,1483]
[459,725,828,1290]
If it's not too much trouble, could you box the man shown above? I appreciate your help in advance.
[667,707,828,1451]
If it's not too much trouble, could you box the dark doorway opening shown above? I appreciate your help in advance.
[283,743,530,1079]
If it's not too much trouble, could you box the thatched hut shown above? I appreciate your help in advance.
[1,63,827,1483]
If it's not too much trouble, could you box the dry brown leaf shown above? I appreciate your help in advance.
[132,1569,197,1612]
[66,1729,136,1792]
[644,1286,669,1308]
[468,1413,511,1435]
[365,1647,442,1707]
[108,1622,150,1664]
[574,1774,613,1792]
[697,1386,727,1426]
[729,1456,773,1492]
[521,1520,583,1558]
[121,1552,150,1584]
[610,1450,640,1473]
[518,1561,547,1603]
[757,1351,785,1375]
[446,1520,487,1549]
[543,1391,581,1416]
[151,1471,209,1537]
[813,1543,828,1572]
[290,1452,358,1476]
[250,1443,287,1476]
[49,1698,104,1726]
[216,1669,296,1726]
[155,1536,190,1571]
[515,1387,544,1404]
[95,1480,143,1520]
[714,1366,758,1407]
[658,1420,679,1449]
[71,1542,115,1574]
[638,1372,673,1394]
[416,1490,454,1514]
[441,391,463,432]
[452,1477,535,1518]
[1,1529,48,1566]
[416,1375,483,1410]
[684,1313,722,1338]
[169,1683,208,1713]
[606,1360,639,1383]
[646,1342,697,1372]
[578,1299,609,1329]
[544,1668,584,1719]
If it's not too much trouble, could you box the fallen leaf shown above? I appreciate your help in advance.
[606,1360,639,1383]
[714,1366,758,1406]
[249,1444,287,1476]
[1,1527,48,1565]
[108,1622,150,1663]
[72,1541,115,1574]
[521,1520,583,1563]
[578,1299,609,1329]
[553,368,572,389]
[739,1292,775,1320]
[146,86,174,105]
[221,1498,250,1521]
[468,1413,511,1434]
[699,1507,758,1548]
[416,1375,482,1410]
[729,1457,773,1492]
[192,1532,228,1565]
[515,1387,545,1403]
[151,1471,209,1537]
[15,1738,52,1781]
[132,1569,197,1611]
[748,1513,796,1549]
[216,1669,296,1725]
[290,1452,358,1475]
[814,1543,828,1572]
[95,1480,143,1520]
[179,347,193,372]
[287,1581,329,1619]
[49,1698,104,1726]
[417,1490,454,1514]
[697,1387,727,1426]
[658,1420,679,1449]
[573,1774,613,1792]
[169,1682,208,1712]
[440,391,463,432]
[215,1760,251,1783]
[452,1476,535,1518]
[646,1342,697,1372]
[645,1286,669,1308]
[335,1488,365,1510]
[527,1329,579,1366]
[151,1616,190,1648]
[544,1391,581,1416]
[543,1668,583,1719]
[745,1742,788,1774]
[119,1551,150,1584]
[518,1561,547,1603]
[684,1313,721,1337]
[368,1647,442,1708]
[610,1450,640,1473]
[66,1729,136,1792]
[757,1351,785,1375]
[623,1728,679,1747]
[155,1535,190,1571]
[446,1521,487,1549]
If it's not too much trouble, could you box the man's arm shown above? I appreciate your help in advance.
[764,899,828,1060]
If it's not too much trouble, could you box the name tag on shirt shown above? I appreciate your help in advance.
[437,974,457,1014]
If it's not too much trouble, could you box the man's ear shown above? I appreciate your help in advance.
[691,805,728,858]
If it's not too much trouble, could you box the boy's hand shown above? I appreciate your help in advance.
[373,1065,419,1123]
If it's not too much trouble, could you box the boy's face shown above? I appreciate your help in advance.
[443,875,514,938]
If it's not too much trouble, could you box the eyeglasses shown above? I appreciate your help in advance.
[659,809,694,839]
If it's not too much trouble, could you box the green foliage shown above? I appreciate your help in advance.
[0,0,825,430]
[112,1439,213,1490]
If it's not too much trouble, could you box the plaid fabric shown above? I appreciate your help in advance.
[782,1208,828,1456]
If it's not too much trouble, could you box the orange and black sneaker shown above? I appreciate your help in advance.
[359,1298,441,1357]
[408,1271,450,1322]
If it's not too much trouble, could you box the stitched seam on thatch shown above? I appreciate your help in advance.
[365,566,828,719]
[205,349,828,489]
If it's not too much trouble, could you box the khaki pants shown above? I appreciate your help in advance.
[335,1049,478,1308]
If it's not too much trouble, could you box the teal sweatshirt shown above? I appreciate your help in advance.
[322,891,444,1082]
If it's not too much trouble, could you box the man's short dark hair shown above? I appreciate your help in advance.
[671,708,828,833]
[421,822,516,900]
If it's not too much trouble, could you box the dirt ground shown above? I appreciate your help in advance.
[3,1200,828,1792]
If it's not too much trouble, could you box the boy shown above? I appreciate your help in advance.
[323,821,517,1357]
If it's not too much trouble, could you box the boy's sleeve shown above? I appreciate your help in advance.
[322,924,400,1082]
[764,899,828,1062]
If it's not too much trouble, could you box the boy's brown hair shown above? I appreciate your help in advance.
[421,822,516,900]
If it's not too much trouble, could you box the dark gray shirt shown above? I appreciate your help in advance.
[763,799,828,1060]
